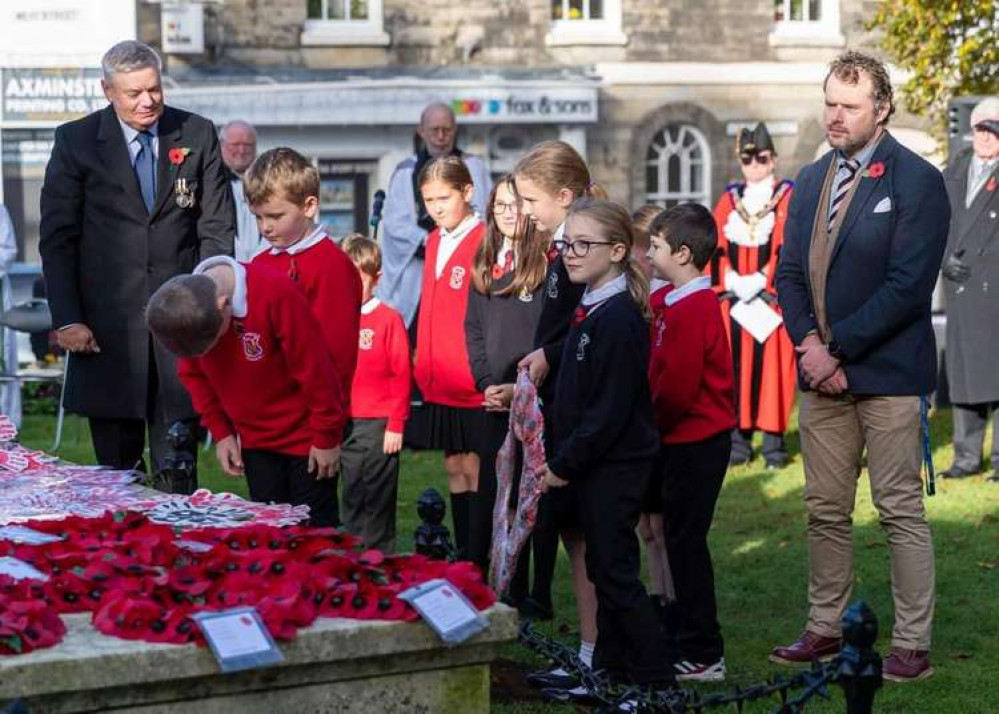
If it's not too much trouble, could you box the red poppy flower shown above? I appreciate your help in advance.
[168,148,189,166]
[572,306,588,326]
[866,161,885,179]
[988,176,997,193]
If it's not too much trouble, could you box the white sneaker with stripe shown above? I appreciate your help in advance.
[673,657,726,682]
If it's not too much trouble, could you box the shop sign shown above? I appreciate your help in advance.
[1,68,105,124]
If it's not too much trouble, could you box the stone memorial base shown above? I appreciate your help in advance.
[0,605,517,713]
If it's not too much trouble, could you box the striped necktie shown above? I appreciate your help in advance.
[828,158,861,233]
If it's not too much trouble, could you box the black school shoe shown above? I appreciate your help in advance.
[518,596,554,621]
[526,665,577,689]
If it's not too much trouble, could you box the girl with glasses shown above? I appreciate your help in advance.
[541,198,672,697]
[463,177,548,595]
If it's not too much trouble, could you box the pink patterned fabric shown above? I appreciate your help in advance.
[489,370,547,594]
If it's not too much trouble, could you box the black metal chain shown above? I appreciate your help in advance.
[520,621,859,713]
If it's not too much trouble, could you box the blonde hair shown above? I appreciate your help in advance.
[567,199,651,319]
[243,147,319,207]
[513,140,607,202]
[417,155,474,193]
[342,234,381,277]
[631,204,663,254]
[472,176,549,296]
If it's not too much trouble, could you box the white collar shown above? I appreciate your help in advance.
[581,273,627,307]
[552,221,566,243]
[361,297,381,315]
[194,256,248,318]
[664,275,711,306]
[650,278,671,293]
[440,214,480,242]
[268,223,327,256]
[118,117,158,144]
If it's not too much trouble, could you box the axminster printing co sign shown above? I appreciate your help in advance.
[1,68,106,124]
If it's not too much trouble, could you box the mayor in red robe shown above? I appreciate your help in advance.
[710,123,797,468]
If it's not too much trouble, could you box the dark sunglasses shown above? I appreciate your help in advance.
[740,153,773,166]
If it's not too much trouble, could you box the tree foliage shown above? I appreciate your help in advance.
[868,0,999,135]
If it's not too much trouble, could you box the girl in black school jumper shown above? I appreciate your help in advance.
[542,199,672,696]
[411,157,486,559]
[515,141,599,687]
[464,176,549,587]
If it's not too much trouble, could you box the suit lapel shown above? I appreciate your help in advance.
[959,164,999,243]
[96,106,147,216]
[151,107,183,218]
[830,132,896,265]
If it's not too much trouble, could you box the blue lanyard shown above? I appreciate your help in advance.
[920,395,935,497]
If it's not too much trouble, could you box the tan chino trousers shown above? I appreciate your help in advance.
[799,392,935,650]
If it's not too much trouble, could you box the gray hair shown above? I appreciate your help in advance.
[220,120,258,143]
[101,41,162,82]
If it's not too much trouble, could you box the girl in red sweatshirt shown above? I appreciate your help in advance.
[411,156,486,558]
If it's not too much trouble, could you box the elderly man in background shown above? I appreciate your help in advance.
[40,40,234,492]
[219,120,264,262]
[940,97,999,483]
[378,102,491,327]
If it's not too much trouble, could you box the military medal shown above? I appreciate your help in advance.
[175,178,195,209]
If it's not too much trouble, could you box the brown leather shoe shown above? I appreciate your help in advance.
[769,630,841,665]
[883,647,933,682]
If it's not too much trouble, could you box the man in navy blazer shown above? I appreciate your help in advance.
[773,51,949,682]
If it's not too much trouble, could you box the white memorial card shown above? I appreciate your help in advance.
[0,556,48,581]
[399,579,489,645]
[192,608,284,672]
[730,297,783,344]
[0,525,62,545]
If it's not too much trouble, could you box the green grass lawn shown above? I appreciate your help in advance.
[18,408,999,712]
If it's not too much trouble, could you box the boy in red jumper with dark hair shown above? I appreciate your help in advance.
[647,203,736,683]
[340,235,411,553]
[146,256,345,527]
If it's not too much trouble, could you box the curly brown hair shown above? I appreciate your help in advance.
[824,50,895,125]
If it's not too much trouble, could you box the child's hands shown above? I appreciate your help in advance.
[309,445,341,479]
[215,435,244,477]
[383,430,403,454]
[541,465,569,493]
[518,349,549,385]
[483,384,514,412]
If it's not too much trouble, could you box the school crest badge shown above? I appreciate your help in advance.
[359,328,375,351]
[450,266,466,290]
[241,332,265,362]
[576,333,590,362]
[547,270,559,299]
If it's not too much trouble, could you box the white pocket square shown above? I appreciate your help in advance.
[873,197,892,214]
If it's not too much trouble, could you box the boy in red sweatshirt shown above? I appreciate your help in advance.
[245,148,362,405]
[647,204,736,683]
[339,235,411,553]
[145,256,345,526]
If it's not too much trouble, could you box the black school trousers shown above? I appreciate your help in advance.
[576,458,672,686]
[241,448,340,528]
[659,430,730,663]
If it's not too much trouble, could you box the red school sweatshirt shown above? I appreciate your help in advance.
[414,221,485,409]
[649,282,736,444]
[178,262,346,456]
[252,232,362,406]
[350,298,412,432]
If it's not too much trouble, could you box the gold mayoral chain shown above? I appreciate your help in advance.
[728,181,791,244]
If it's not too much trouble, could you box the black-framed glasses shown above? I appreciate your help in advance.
[553,238,615,257]
[740,153,773,166]
[492,201,518,215]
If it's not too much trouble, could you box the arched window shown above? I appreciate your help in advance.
[644,124,711,207]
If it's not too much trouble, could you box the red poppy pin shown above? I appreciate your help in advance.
[987,176,997,193]
[168,148,191,167]
[491,264,504,280]
[865,161,885,179]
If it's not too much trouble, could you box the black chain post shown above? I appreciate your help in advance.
[836,601,882,714]
[413,487,456,561]
[155,421,197,495]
